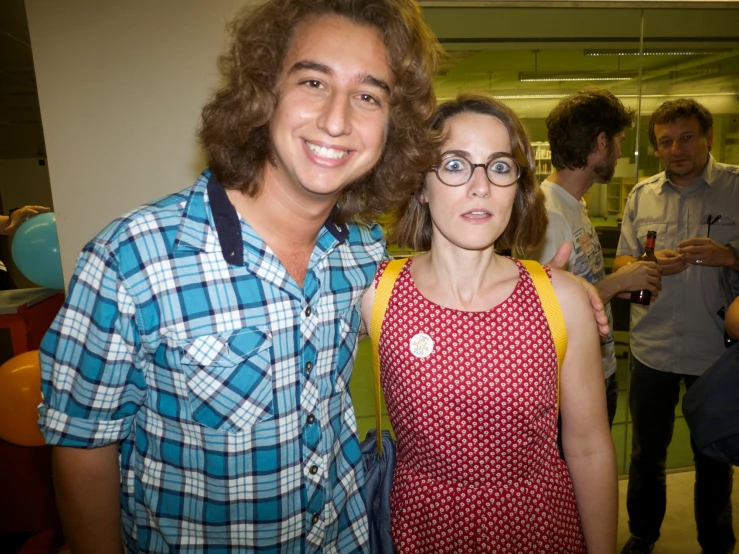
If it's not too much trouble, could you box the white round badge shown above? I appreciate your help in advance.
[409,332,434,359]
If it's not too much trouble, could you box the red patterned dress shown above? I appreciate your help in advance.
[377,257,586,553]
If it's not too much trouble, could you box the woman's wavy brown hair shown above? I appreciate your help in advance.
[390,93,547,253]
[198,0,442,224]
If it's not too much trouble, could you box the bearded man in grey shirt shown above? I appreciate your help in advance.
[529,87,661,428]
[616,98,739,554]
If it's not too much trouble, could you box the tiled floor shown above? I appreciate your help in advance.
[619,469,738,553]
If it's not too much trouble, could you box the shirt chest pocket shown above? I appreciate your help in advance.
[636,222,669,250]
[180,327,273,433]
[332,306,362,393]
[707,218,739,247]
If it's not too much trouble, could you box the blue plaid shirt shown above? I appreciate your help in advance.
[39,171,384,553]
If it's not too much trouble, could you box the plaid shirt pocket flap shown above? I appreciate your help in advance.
[181,327,273,432]
[333,306,362,393]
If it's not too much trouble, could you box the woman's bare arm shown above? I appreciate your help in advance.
[552,269,618,554]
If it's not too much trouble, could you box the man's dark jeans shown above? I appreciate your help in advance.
[626,357,735,554]
[605,371,618,427]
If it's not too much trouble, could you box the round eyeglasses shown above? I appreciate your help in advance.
[431,155,521,187]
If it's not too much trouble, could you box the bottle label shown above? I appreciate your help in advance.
[645,236,656,249]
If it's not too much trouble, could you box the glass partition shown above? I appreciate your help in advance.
[641,9,739,168]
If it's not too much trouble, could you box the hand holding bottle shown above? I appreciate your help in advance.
[613,259,662,298]
[631,231,659,305]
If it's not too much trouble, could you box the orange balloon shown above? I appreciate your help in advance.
[0,350,46,447]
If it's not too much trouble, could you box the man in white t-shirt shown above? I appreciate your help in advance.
[528,87,662,426]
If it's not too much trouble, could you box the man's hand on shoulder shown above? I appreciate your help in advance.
[580,277,609,337]
[543,241,608,337]
[551,269,609,337]
[544,241,572,271]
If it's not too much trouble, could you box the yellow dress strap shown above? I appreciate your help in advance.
[369,258,409,455]
[519,260,568,413]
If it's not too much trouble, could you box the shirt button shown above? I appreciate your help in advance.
[306,361,313,373]
[310,465,318,475]
[312,514,320,524]
[305,306,312,317]
[307,414,315,424]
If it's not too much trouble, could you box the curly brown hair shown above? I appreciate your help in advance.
[547,86,635,171]
[648,98,713,151]
[198,0,442,224]
[390,93,547,254]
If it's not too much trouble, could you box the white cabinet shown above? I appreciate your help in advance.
[531,141,551,178]
[606,178,635,218]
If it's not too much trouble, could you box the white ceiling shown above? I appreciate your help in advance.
[425,6,739,102]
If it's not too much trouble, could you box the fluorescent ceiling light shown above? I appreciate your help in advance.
[519,71,636,82]
[622,92,739,98]
[492,94,569,99]
[463,91,739,101]
[584,49,732,57]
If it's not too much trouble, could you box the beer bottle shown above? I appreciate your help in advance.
[630,230,657,306]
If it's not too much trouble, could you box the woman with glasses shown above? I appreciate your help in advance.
[361,93,617,553]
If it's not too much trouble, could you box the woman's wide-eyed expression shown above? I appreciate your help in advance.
[422,112,519,252]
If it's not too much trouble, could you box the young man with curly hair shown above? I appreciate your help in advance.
[38,1,440,552]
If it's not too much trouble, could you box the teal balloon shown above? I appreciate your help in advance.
[11,212,64,290]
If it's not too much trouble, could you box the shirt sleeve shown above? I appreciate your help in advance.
[728,237,739,259]
[526,212,575,272]
[38,239,147,447]
[616,189,641,258]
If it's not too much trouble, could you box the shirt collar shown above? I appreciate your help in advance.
[542,179,587,210]
[175,170,349,266]
[207,173,244,266]
[702,155,718,185]
[174,171,217,255]
[324,210,349,242]
[661,154,716,193]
